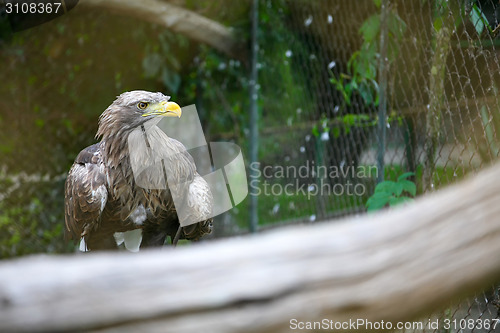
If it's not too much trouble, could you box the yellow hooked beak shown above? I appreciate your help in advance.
[141,101,182,118]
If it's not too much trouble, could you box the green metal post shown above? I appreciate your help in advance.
[248,0,259,233]
[377,0,389,183]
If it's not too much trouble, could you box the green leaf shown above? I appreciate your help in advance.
[393,182,404,196]
[343,114,356,127]
[388,196,414,207]
[28,75,38,85]
[331,73,353,105]
[397,116,403,126]
[388,12,406,39]
[359,15,380,43]
[332,127,341,138]
[347,80,358,92]
[454,12,464,29]
[366,191,392,212]
[9,231,21,245]
[35,119,45,128]
[374,181,398,195]
[369,79,379,94]
[372,0,381,8]
[367,201,387,212]
[397,172,415,181]
[399,180,416,196]
[347,51,360,73]
[367,191,392,203]
[358,81,375,106]
[433,17,444,31]
[470,4,485,35]
[312,125,320,137]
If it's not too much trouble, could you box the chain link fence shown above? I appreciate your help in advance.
[240,0,500,331]
[1,0,500,328]
[397,287,500,332]
[247,0,500,228]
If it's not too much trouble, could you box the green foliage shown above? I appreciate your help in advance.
[341,113,376,135]
[469,3,493,36]
[366,172,416,212]
[431,0,493,36]
[233,180,366,229]
[330,1,406,107]
[0,3,256,258]
[475,104,500,164]
[314,111,402,139]
[0,179,72,257]
[142,31,188,94]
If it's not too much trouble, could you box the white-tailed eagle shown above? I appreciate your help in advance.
[64,90,213,251]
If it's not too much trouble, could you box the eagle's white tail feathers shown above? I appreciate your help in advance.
[78,238,88,252]
[113,229,142,252]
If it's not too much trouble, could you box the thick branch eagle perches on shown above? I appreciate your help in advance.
[64,91,213,251]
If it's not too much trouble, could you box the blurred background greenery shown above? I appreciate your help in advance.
[0,0,280,256]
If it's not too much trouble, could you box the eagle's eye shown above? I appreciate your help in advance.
[137,102,149,110]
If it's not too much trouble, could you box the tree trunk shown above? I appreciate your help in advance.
[80,0,247,62]
[2,163,500,332]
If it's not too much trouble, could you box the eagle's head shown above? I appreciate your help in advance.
[96,90,182,140]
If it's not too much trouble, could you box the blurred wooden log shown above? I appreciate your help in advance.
[2,164,500,332]
[80,0,247,62]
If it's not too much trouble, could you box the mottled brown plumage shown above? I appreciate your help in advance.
[64,91,213,251]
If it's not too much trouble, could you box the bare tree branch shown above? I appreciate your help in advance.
[80,0,247,62]
[2,163,500,332]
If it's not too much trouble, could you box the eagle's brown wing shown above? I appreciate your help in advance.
[64,143,108,245]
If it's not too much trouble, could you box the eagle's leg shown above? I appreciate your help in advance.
[85,233,118,251]
[140,211,180,248]
[140,223,168,248]
[172,226,183,246]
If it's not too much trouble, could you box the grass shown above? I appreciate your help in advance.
[230,164,469,231]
